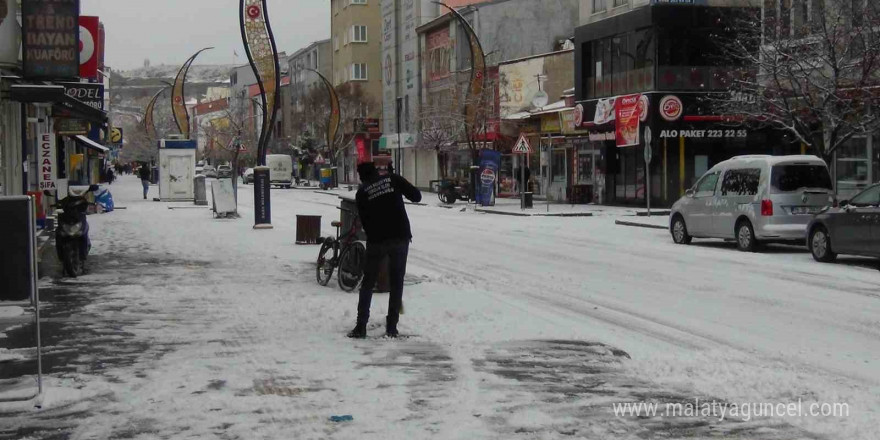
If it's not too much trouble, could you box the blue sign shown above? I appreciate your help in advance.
[476,149,500,207]
[158,139,197,149]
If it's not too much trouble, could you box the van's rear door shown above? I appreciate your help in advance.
[769,163,833,218]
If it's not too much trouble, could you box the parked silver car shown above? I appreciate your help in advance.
[807,183,880,262]
[670,155,833,251]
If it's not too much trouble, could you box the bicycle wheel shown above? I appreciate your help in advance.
[337,241,366,292]
[316,240,336,286]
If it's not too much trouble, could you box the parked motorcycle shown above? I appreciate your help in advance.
[437,180,471,204]
[47,185,98,278]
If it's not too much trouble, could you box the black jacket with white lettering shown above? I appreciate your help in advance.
[355,173,422,243]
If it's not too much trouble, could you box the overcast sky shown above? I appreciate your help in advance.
[81,0,330,71]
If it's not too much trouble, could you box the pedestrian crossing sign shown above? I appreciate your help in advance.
[512,134,532,154]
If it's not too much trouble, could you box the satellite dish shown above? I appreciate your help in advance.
[532,90,549,109]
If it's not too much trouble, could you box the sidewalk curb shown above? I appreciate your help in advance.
[615,219,668,230]
[474,208,530,217]
[534,213,594,217]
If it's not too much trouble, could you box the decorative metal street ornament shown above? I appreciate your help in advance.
[240,0,281,229]
[306,68,340,160]
[172,47,213,139]
[240,0,281,165]
[434,2,486,148]
[143,84,170,141]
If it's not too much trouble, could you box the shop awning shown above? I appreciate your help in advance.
[530,100,569,116]
[503,111,532,121]
[7,84,108,124]
[74,135,109,154]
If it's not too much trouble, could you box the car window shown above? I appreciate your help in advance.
[721,168,761,196]
[849,185,880,206]
[694,172,720,197]
[771,164,832,193]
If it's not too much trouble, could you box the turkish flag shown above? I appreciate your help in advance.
[79,16,100,80]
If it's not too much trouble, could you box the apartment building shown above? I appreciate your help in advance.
[330,0,383,111]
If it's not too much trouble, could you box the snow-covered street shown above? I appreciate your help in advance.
[1,175,878,439]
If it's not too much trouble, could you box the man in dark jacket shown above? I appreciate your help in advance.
[138,163,151,199]
[347,162,422,338]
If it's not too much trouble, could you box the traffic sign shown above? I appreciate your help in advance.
[644,126,652,163]
[512,134,532,154]
[314,154,326,165]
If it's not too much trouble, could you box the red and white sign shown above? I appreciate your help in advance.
[659,95,683,122]
[39,133,56,190]
[314,154,326,165]
[512,134,532,154]
[573,103,584,127]
[615,94,642,147]
[79,16,100,80]
[638,95,650,122]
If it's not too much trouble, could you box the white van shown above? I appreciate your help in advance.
[670,155,834,251]
[266,154,294,188]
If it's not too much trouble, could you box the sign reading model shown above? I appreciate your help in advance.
[21,0,80,80]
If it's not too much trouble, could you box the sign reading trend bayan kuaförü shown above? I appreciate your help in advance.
[22,0,80,80]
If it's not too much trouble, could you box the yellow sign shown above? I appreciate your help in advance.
[540,113,561,133]
[110,127,122,143]
[70,153,84,171]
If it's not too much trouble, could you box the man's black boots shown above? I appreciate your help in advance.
[347,322,367,339]
[385,316,399,338]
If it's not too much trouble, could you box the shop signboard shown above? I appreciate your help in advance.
[561,109,590,135]
[0,0,20,69]
[56,118,89,135]
[60,82,105,111]
[354,118,381,133]
[38,130,56,190]
[476,149,500,207]
[540,113,561,133]
[22,0,80,80]
[615,94,642,147]
[355,137,368,163]
[79,16,99,80]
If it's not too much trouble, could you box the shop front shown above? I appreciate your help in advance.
[833,134,880,199]
[576,92,799,207]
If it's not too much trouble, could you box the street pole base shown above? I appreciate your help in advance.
[253,224,274,230]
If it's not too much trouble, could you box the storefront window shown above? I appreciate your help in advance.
[873,136,879,183]
[836,137,869,184]
[588,29,655,98]
[577,149,595,185]
[552,149,566,183]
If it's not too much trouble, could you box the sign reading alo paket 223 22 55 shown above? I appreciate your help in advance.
[22,0,80,80]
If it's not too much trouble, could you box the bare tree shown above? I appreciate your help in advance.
[713,1,880,161]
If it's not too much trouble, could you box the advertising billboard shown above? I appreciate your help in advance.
[426,27,451,83]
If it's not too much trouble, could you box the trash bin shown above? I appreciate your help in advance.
[523,192,533,209]
[295,215,322,244]
[194,175,208,206]
[339,196,366,241]
[338,196,388,293]
[320,168,334,189]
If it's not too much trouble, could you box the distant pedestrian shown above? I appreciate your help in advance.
[138,163,151,199]
[347,162,422,339]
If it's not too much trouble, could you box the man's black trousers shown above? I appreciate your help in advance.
[357,239,409,326]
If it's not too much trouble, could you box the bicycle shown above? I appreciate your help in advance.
[316,208,366,292]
